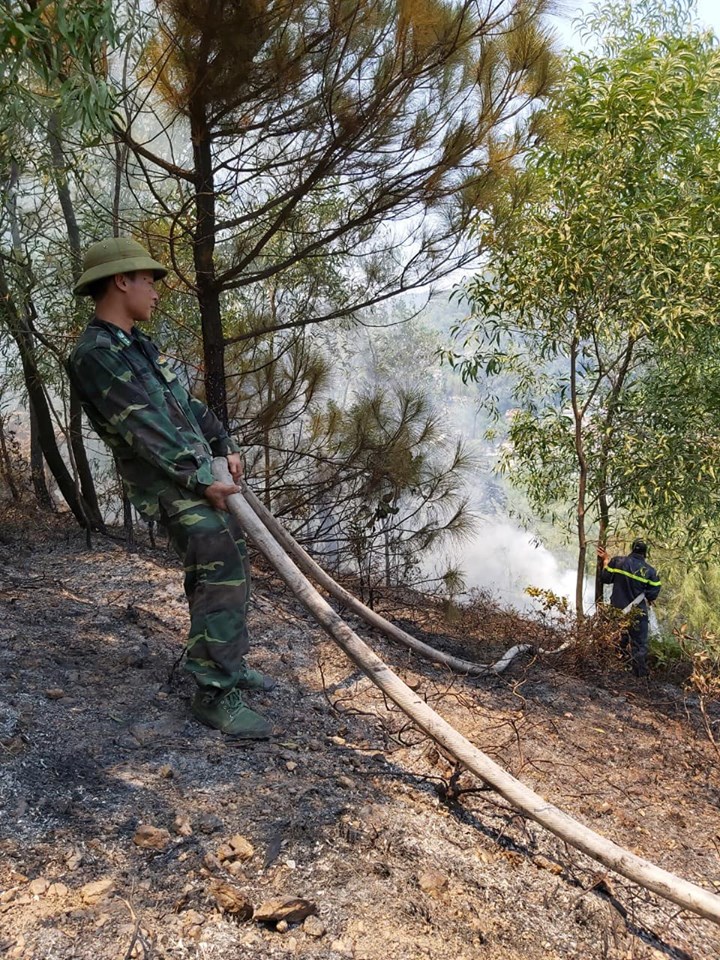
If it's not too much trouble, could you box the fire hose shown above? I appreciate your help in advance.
[213,460,720,925]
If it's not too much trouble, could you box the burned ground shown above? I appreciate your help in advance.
[0,510,718,959]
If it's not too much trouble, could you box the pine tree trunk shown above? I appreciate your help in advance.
[190,108,228,424]
[0,414,20,501]
[29,400,52,508]
[122,492,135,552]
[570,337,587,620]
[595,496,609,605]
[263,424,272,510]
[69,384,103,525]
[49,109,103,527]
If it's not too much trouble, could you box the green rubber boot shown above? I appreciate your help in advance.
[191,688,272,739]
[236,661,276,692]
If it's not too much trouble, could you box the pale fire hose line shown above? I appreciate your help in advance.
[240,479,531,677]
[212,462,720,925]
[623,592,646,614]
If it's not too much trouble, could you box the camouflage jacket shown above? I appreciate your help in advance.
[68,317,238,519]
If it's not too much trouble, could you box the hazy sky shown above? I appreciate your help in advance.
[553,0,720,48]
[694,0,720,31]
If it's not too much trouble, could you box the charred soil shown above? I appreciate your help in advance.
[0,510,718,960]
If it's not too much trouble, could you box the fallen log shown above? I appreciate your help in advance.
[241,480,530,677]
[215,463,720,925]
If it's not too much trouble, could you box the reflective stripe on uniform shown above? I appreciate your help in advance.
[605,565,661,587]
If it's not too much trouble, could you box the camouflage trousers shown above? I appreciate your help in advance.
[160,494,251,691]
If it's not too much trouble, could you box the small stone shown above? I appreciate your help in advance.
[228,835,254,861]
[202,852,223,874]
[95,914,111,929]
[7,934,25,958]
[182,910,205,927]
[133,824,171,851]
[114,734,141,751]
[254,897,317,924]
[336,776,353,789]
[226,861,246,877]
[330,736,346,746]
[216,843,234,863]
[28,877,50,897]
[303,915,326,938]
[210,881,253,919]
[277,920,289,933]
[45,689,65,700]
[196,813,223,834]
[47,882,69,899]
[418,870,448,896]
[159,764,174,779]
[469,916,494,937]
[80,878,115,905]
[285,761,297,772]
[173,814,192,837]
[331,939,353,957]
[64,850,83,871]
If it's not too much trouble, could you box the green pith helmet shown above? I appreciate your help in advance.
[73,237,168,296]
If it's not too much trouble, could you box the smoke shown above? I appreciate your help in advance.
[450,519,592,612]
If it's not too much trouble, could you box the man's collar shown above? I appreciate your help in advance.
[90,316,141,348]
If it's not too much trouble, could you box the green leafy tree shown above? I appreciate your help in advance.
[0,1,115,126]
[0,1,118,525]
[450,0,720,616]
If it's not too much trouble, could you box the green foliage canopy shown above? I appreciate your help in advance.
[449,0,720,609]
[0,0,116,130]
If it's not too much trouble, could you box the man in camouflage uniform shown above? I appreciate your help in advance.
[68,237,273,738]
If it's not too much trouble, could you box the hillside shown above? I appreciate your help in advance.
[0,510,718,960]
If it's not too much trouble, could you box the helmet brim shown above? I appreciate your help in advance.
[74,256,168,296]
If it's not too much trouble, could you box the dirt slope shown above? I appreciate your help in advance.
[0,513,718,960]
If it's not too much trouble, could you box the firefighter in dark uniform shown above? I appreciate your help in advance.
[597,539,661,677]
